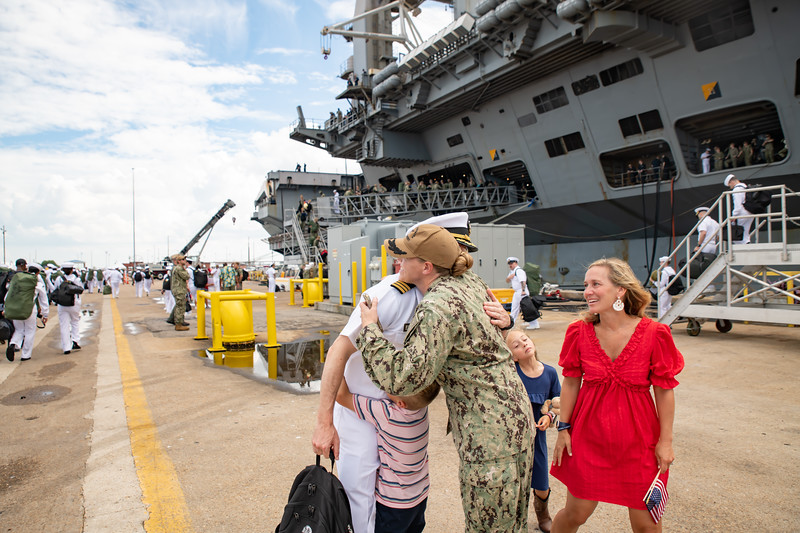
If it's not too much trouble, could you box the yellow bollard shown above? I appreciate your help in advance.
[195,290,209,340]
[267,347,278,379]
[289,279,296,306]
[381,244,387,278]
[319,330,329,363]
[361,246,367,295]
[352,261,358,306]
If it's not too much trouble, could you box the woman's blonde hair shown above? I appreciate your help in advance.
[580,257,651,324]
[433,250,473,277]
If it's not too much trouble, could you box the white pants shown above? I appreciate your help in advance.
[510,289,529,323]
[144,279,152,295]
[735,216,753,244]
[135,281,143,297]
[57,304,81,352]
[11,309,39,360]
[658,290,672,319]
[268,279,276,293]
[110,282,121,298]
[164,290,175,313]
[333,403,379,533]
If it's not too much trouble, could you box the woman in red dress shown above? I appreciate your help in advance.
[550,258,684,532]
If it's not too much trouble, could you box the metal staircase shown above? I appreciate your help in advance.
[657,184,800,335]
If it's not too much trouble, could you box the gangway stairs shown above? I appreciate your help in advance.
[658,184,800,336]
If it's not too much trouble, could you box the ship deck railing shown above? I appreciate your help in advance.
[313,185,519,222]
[657,184,800,332]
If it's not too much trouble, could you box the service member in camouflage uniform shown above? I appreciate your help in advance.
[167,254,190,331]
[356,225,534,533]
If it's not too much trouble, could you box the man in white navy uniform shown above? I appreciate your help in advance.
[134,267,144,297]
[507,257,537,329]
[312,212,510,533]
[106,266,123,298]
[54,262,82,354]
[725,173,754,244]
[657,256,676,319]
[693,206,720,255]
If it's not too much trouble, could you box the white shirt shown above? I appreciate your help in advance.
[210,268,220,283]
[697,216,720,254]
[732,183,751,216]
[266,267,276,280]
[659,266,676,292]
[509,267,528,294]
[340,274,422,398]
[106,269,123,284]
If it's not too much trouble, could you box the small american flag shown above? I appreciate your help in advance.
[643,472,669,523]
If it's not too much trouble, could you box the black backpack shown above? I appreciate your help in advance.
[144,271,151,279]
[0,317,15,342]
[53,280,84,306]
[667,274,684,295]
[275,454,353,533]
[0,269,17,304]
[743,184,772,214]
[194,269,208,288]
[134,271,143,282]
[241,269,249,281]
[162,274,171,290]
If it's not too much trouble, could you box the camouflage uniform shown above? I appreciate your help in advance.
[357,271,534,533]
[168,264,190,325]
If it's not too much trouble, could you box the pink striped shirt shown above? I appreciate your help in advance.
[353,394,430,509]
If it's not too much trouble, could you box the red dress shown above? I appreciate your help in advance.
[550,317,684,508]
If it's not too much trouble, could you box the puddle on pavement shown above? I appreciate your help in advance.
[1,385,71,405]
[195,330,335,393]
[124,322,145,335]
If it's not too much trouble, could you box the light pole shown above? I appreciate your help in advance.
[1,225,6,264]
[132,168,137,272]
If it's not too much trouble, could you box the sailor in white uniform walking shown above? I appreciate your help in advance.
[106,267,123,298]
[266,264,277,293]
[54,262,82,354]
[657,256,676,319]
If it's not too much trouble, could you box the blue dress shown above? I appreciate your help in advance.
[515,362,561,490]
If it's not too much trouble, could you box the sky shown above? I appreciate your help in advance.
[0,0,451,268]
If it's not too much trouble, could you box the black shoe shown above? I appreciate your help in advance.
[179,322,190,327]
[72,342,81,350]
[20,357,31,362]
[6,344,15,362]
[166,319,175,325]
[63,350,71,355]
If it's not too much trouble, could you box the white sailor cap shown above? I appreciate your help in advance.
[724,173,736,186]
[507,256,519,264]
[694,206,710,214]
[407,212,478,252]
[61,262,74,269]
[28,262,44,272]
[659,256,670,263]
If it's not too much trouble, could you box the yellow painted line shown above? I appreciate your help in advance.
[110,299,194,532]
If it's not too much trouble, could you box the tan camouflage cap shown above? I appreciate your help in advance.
[385,224,460,269]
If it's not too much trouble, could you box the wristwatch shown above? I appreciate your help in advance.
[557,422,571,431]
[499,317,515,331]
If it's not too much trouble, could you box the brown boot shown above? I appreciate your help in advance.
[175,324,189,331]
[534,489,552,533]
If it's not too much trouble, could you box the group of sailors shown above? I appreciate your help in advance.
[700,134,788,174]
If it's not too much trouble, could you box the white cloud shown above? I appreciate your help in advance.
[258,0,298,18]
[257,47,312,56]
[262,66,298,85]
[0,1,264,137]
[318,0,354,21]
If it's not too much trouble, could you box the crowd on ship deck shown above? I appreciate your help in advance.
[698,134,788,174]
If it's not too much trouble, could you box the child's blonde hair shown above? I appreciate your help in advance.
[505,330,539,361]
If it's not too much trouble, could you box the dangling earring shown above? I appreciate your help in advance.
[613,297,624,312]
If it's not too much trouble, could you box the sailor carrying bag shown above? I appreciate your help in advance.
[3,272,38,320]
[53,280,84,307]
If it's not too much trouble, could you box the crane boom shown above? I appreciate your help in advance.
[178,199,236,258]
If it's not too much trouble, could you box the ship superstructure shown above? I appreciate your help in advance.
[288,0,799,284]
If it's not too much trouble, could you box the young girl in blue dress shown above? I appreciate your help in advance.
[506,330,562,533]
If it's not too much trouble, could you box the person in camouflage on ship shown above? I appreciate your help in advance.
[356,225,534,533]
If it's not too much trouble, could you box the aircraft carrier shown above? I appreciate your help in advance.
[282,0,799,285]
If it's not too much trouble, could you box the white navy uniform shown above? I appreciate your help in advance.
[266,267,277,293]
[134,270,144,297]
[658,264,676,319]
[334,273,422,533]
[9,275,49,361]
[508,265,529,322]
[55,273,82,352]
[731,183,753,244]
[106,268,123,298]
[210,267,220,292]
[143,271,152,296]
[697,215,720,254]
